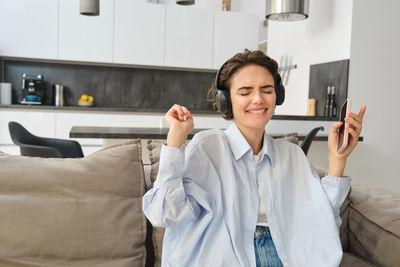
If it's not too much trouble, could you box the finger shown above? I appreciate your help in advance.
[184,110,193,120]
[358,105,367,121]
[346,124,359,140]
[181,106,189,113]
[168,104,181,114]
[166,104,182,120]
[330,122,343,133]
[345,117,362,132]
[180,106,189,121]
[347,112,362,124]
[172,104,185,120]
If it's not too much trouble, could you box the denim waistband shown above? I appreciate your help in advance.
[255,225,272,238]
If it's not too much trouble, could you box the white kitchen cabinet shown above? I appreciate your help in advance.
[0,0,58,59]
[213,11,259,69]
[58,0,113,63]
[165,6,214,69]
[114,1,165,66]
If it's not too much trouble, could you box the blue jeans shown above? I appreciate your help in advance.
[254,226,283,267]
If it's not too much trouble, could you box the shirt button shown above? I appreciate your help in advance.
[274,234,279,239]
[268,207,272,212]
[259,182,264,186]
[177,177,182,182]
[180,201,185,206]
[284,262,289,267]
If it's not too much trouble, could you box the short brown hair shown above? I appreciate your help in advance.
[207,49,280,120]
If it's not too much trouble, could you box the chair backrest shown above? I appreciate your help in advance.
[8,121,39,146]
[8,121,84,158]
[20,145,63,158]
[300,126,324,155]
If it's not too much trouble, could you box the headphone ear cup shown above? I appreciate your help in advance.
[275,75,285,106]
[215,89,231,114]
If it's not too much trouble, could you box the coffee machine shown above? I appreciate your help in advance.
[20,73,45,104]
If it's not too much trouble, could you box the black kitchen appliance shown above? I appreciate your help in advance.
[20,73,45,105]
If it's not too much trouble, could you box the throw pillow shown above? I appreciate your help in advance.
[146,139,166,267]
[0,140,146,267]
[271,132,299,145]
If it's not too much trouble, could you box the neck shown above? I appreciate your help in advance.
[235,123,264,155]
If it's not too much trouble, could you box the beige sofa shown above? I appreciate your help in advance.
[0,139,399,267]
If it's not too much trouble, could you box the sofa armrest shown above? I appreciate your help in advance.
[348,184,400,266]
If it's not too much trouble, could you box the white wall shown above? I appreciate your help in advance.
[344,0,400,192]
[267,0,353,115]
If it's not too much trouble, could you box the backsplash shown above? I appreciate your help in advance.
[1,59,216,113]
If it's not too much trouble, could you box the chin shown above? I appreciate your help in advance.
[243,120,269,130]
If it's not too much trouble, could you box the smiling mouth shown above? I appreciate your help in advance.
[247,108,267,114]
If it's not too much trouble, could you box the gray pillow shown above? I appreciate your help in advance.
[146,139,166,267]
[0,140,147,267]
[271,132,299,145]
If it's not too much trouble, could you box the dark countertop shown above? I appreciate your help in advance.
[1,104,338,121]
[69,126,358,141]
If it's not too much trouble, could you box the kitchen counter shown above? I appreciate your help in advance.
[69,126,363,141]
[0,104,338,121]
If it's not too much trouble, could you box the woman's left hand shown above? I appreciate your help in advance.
[327,105,367,176]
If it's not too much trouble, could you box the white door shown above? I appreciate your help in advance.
[0,0,58,59]
[165,6,214,69]
[114,1,165,66]
[58,0,113,63]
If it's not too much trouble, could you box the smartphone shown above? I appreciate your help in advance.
[337,98,351,154]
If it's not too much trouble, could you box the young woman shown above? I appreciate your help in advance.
[143,50,366,267]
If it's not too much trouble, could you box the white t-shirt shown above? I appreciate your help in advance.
[253,150,268,226]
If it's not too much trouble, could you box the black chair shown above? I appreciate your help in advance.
[8,121,84,158]
[300,126,324,155]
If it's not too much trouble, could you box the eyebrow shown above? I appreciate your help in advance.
[238,84,274,90]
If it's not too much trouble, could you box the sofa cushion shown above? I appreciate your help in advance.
[0,140,146,267]
[147,139,164,188]
[271,132,299,145]
[340,252,376,267]
[348,184,400,266]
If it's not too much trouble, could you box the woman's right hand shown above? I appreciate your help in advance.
[165,104,194,148]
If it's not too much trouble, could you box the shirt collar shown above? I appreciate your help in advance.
[224,122,273,163]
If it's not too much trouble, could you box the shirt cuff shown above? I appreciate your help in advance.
[153,144,185,188]
[321,176,351,210]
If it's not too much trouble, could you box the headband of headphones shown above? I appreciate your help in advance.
[214,61,285,114]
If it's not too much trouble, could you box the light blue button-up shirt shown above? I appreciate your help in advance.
[143,122,351,267]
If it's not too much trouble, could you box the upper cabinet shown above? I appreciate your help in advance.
[213,11,259,69]
[0,1,259,70]
[114,1,165,66]
[58,0,113,63]
[165,6,214,69]
[0,0,58,59]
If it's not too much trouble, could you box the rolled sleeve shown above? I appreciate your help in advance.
[143,144,203,227]
[321,176,351,228]
[154,144,186,189]
[321,176,351,210]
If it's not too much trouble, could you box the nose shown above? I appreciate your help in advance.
[251,90,264,104]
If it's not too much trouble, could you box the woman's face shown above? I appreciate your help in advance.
[229,64,276,132]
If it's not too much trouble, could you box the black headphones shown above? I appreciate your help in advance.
[214,62,285,114]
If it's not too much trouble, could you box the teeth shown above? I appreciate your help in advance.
[248,109,266,114]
